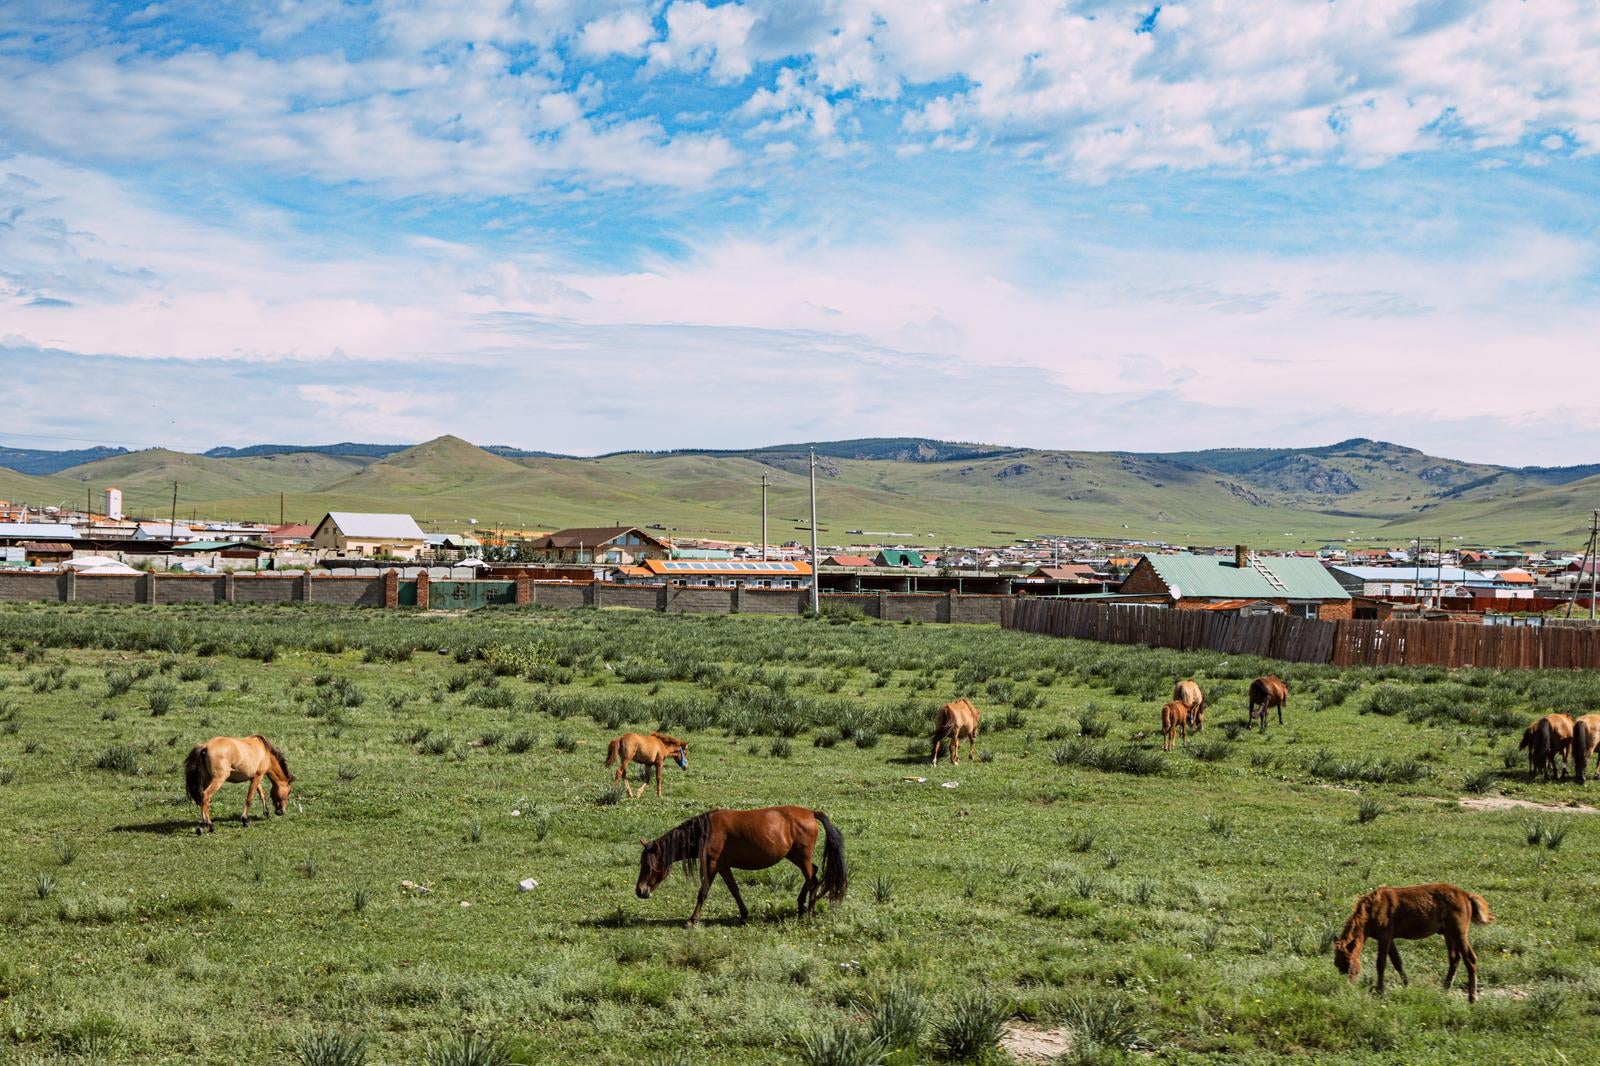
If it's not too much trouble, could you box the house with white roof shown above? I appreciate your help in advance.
[311,512,427,561]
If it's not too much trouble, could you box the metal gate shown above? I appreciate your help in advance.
[431,580,516,609]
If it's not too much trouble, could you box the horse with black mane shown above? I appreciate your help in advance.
[1519,713,1574,782]
[1571,714,1600,785]
[636,806,847,926]
[184,735,294,834]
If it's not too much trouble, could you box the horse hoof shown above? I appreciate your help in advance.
[196,826,203,836]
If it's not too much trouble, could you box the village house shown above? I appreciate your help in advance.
[1118,546,1352,619]
[310,512,427,561]
[639,558,813,588]
[521,526,671,565]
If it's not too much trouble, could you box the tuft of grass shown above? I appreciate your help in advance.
[352,886,370,914]
[293,1031,368,1066]
[34,872,55,899]
[1204,813,1233,837]
[93,745,140,774]
[800,1023,886,1066]
[873,875,893,904]
[553,734,577,753]
[596,782,626,806]
[1357,797,1381,824]
[862,979,927,1053]
[931,989,1006,1062]
[1063,994,1145,1058]
[1463,768,1498,794]
[425,1033,512,1066]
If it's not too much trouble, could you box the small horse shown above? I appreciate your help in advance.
[1334,883,1494,1002]
[1247,675,1288,733]
[1161,700,1198,751]
[931,698,980,766]
[1519,714,1574,781]
[605,732,688,798]
[1172,679,1206,733]
[636,806,847,926]
[184,735,294,834]
[1570,714,1600,785]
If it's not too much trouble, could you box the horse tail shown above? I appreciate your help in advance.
[815,811,848,904]
[1467,891,1494,925]
[184,745,211,806]
[1534,719,1554,779]
[604,737,621,767]
[1518,727,1533,751]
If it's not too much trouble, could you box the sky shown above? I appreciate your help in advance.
[1,1,1598,464]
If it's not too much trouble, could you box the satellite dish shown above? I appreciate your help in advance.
[1170,585,1182,601]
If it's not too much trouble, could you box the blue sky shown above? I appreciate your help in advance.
[1,1,1597,463]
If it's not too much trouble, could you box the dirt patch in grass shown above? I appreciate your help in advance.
[1457,796,1599,814]
[1000,1022,1075,1062]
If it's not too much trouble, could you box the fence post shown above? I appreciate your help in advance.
[298,572,313,603]
[515,573,531,606]
[222,572,236,604]
[63,567,77,603]
[383,569,399,609]
[416,569,430,610]
[141,572,157,605]
[730,584,741,614]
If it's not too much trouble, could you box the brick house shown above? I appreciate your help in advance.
[1118,546,1352,619]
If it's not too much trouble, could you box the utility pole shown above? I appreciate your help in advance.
[170,481,179,539]
[808,448,819,614]
[280,492,285,528]
[1591,511,1599,621]
[760,473,769,562]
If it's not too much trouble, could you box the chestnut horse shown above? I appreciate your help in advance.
[605,731,688,798]
[636,806,847,926]
[1172,679,1206,733]
[1247,675,1288,733]
[1519,714,1573,781]
[1570,714,1600,785]
[931,699,980,766]
[184,735,294,834]
[1161,700,1198,751]
[1334,883,1494,1002]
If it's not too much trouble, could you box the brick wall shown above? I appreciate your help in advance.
[666,586,735,614]
[744,589,809,615]
[234,577,297,604]
[532,583,590,608]
[595,584,666,611]
[1318,599,1354,621]
[155,575,227,605]
[75,574,141,604]
[1117,560,1168,597]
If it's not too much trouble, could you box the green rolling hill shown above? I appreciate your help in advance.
[2,435,1594,548]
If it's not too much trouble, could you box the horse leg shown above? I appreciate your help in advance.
[719,869,749,923]
[1443,937,1460,992]
[966,729,976,762]
[931,731,941,767]
[1463,940,1478,1003]
[687,861,717,927]
[241,773,264,827]
[1374,937,1389,995]
[1387,942,1407,986]
[655,758,664,798]
[199,773,226,833]
[794,851,818,917]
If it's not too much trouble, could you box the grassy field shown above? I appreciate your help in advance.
[1,604,1598,1064]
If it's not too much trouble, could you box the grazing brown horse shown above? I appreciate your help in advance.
[636,806,847,926]
[1334,883,1494,1002]
[1247,675,1288,733]
[1161,700,1198,751]
[1172,679,1206,733]
[184,735,294,834]
[1570,714,1600,785]
[605,732,688,798]
[1519,714,1574,781]
[931,699,980,766]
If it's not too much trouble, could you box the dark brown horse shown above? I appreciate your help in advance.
[1572,714,1600,785]
[1334,883,1494,1002]
[1247,675,1288,733]
[184,735,294,834]
[636,806,847,926]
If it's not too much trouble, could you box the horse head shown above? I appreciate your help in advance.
[1189,702,1205,732]
[636,839,670,899]
[675,744,688,771]
[1332,934,1361,981]
[269,774,292,816]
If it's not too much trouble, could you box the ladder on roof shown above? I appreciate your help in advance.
[1249,552,1289,593]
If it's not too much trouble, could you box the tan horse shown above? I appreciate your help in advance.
[1173,679,1206,733]
[605,732,688,798]
[1247,675,1288,733]
[1334,883,1494,1002]
[1519,713,1574,781]
[1161,700,1198,751]
[184,735,294,834]
[931,699,980,766]
[1571,714,1600,785]
[636,806,847,926]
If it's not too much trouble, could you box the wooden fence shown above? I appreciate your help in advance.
[1001,598,1600,670]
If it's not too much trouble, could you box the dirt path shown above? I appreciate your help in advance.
[1458,795,1599,814]
[1000,1023,1075,1062]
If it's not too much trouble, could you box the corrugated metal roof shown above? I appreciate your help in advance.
[0,523,78,539]
[1333,565,1475,584]
[322,512,425,540]
[643,559,812,576]
[1141,553,1350,601]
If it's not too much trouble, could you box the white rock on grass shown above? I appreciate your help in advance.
[518,878,539,893]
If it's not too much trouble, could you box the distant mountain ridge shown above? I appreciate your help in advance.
[0,445,130,475]
[2,435,1595,544]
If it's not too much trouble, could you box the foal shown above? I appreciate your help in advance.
[1160,700,1197,751]
[1333,883,1494,1002]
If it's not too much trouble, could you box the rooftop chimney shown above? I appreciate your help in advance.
[1235,544,1249,570]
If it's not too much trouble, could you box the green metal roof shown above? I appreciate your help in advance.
[173,540,267,552]
[1138,553,1350,601]
[876,549,924,567]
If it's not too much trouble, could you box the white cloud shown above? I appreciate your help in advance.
[647,1,757,83]
[576,8,656,58]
